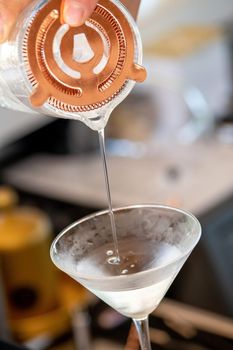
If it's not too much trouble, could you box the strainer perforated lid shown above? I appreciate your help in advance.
[23,0,146,115]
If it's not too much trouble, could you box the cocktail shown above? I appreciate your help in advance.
[51,205,201,349]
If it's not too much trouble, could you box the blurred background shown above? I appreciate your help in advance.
[0,0,233,349]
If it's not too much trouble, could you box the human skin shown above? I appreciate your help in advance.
[0,0,140,42]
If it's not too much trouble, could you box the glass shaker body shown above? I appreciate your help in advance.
[0,0,145,129]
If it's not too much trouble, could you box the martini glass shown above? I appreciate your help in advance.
[51,205,201,349]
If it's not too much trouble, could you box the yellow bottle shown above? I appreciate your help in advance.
[0,187,59,339]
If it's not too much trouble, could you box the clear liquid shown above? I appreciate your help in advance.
[98,129,120,263]
[72,239,182,319]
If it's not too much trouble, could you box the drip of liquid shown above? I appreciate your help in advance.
[98,129,120,263]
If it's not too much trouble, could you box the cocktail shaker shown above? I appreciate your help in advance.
[0,0,146,129]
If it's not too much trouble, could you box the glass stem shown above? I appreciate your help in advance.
[133,317,152,350]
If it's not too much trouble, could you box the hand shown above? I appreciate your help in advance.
[0,0,140,42]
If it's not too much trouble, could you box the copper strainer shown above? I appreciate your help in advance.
[22,0,146,128]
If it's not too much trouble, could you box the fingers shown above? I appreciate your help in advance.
[0,0,141,43]
[0,0,30,42]
[61,0,97,26]
[61,0,141,26]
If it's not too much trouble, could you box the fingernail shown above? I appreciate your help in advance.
[64,2,85,26]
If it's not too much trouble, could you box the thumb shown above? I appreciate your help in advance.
[61,0,97,27]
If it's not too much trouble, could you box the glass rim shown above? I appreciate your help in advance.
[50,204,202,282]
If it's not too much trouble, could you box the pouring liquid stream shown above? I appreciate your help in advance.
[98,128,120,264]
